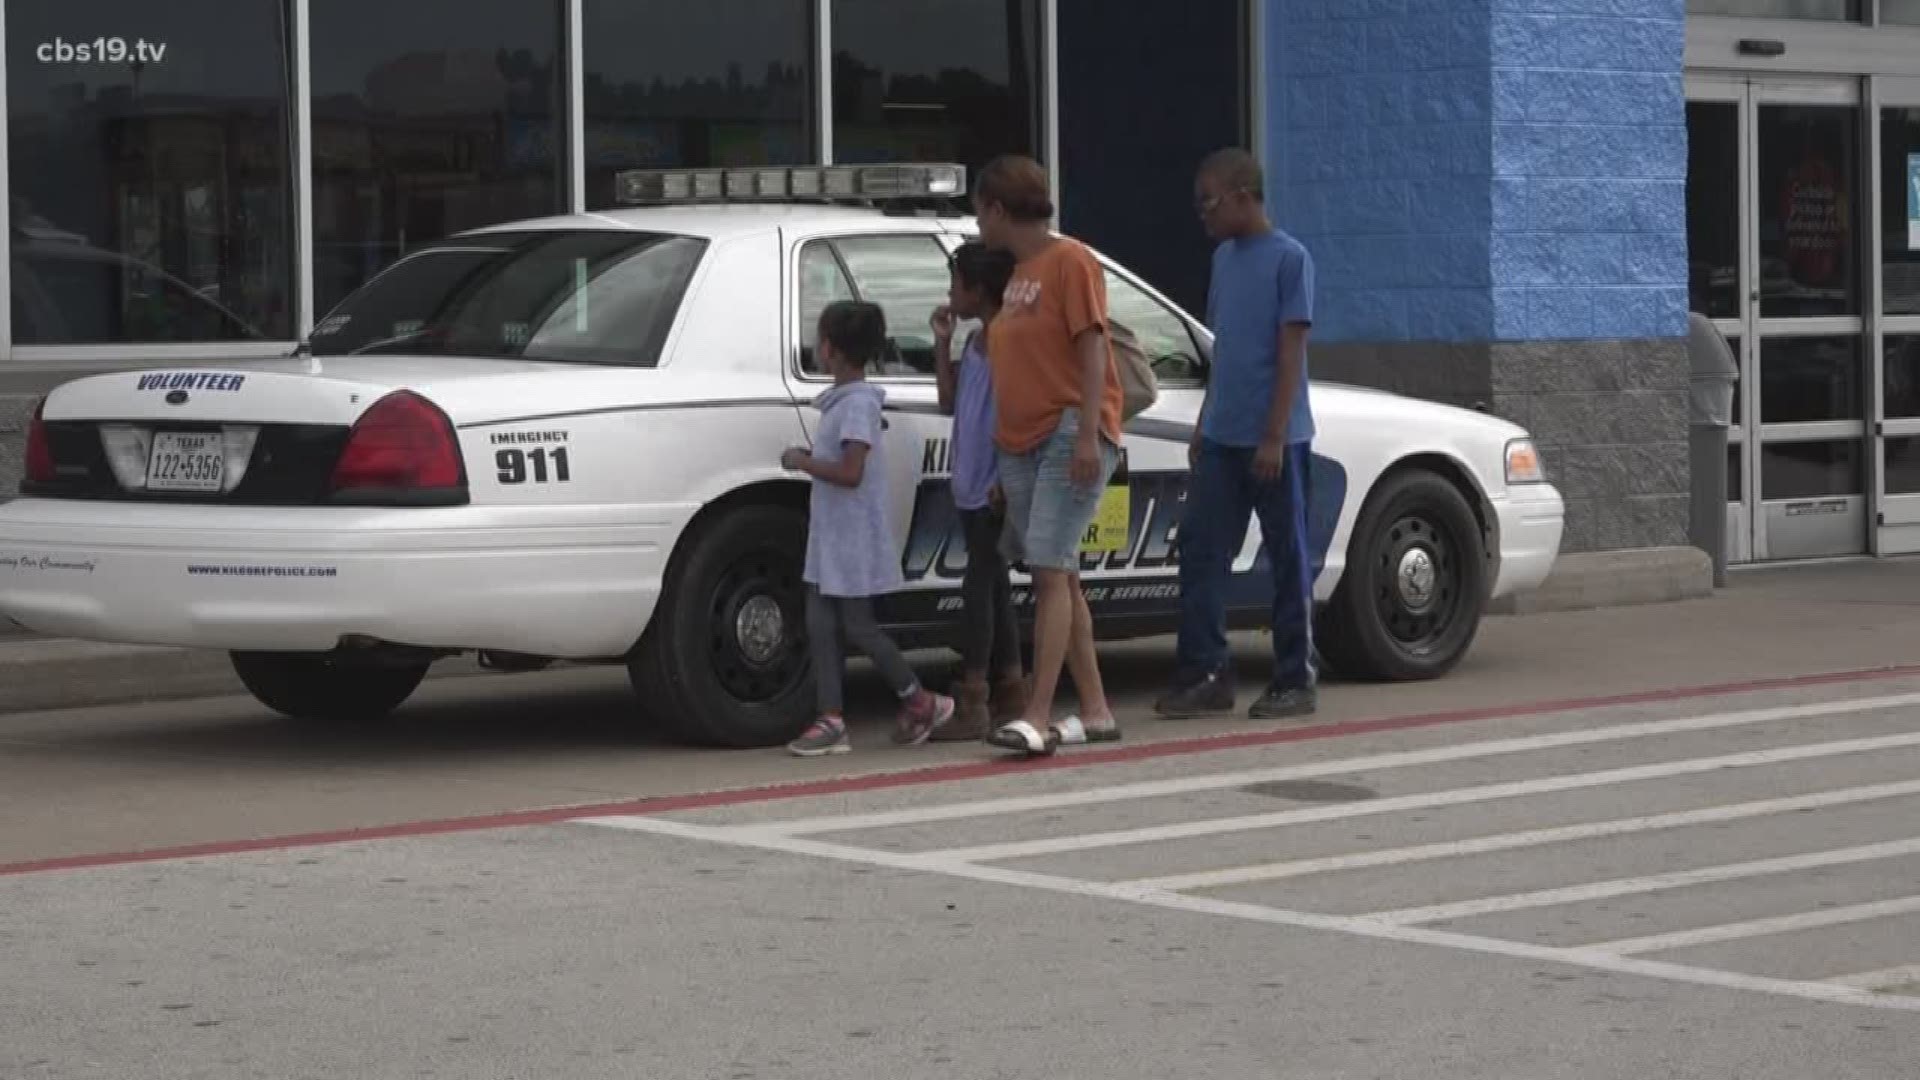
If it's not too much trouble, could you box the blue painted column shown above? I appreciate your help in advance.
[1260,0,1691,555]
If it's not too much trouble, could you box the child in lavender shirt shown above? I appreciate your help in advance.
[782,301,955,756]
[930,242,1028,741]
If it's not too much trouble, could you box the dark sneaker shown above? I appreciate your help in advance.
[1154,669,1236,719]
[1249,686,1318,721]
[789,717,851,757]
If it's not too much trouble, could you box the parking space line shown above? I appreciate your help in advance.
[758,690,1920,837]
[919,730,1920,865]
[1828,965,1920,992]
[1591,896,1920,956]
[577,813,1920,1013]
[1125,779,1920,892]
[1360,837,1920,926]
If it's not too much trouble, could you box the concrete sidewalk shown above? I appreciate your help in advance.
[4,557,1920,718]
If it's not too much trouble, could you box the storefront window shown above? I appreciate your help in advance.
[831,0,1043,175]
[1686,102,1741,320]
[1758,105,1860,319]
[1881,108,1920,316]
[1686,0,1859,17]
[6,0,293,344]
[1880,0,1920,24]
[581,1,813,209]
[310,0,566,318]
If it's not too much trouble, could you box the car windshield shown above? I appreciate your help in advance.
[307,229,708,366]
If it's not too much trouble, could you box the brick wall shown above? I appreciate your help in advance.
[1488,0,1689,342]
[1266,0,1497,344]
[1264,0,1692,554]
[0,393,31,498]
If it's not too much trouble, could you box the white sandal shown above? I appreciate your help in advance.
[988,719,1061,757]
[1053,716,1122,745]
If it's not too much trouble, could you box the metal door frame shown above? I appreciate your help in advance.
[1688,73,1871,563]
[1872,76,1920,552]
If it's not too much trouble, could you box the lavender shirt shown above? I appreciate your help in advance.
[804,381,903,599]
[950,333,1000,512]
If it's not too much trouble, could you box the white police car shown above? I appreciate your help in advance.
[0,164,1564,747]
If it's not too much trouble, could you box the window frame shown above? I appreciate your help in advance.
[785,225,1213,389]
[786,228,958,385]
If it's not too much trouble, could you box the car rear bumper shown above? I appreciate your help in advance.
[1490,483,1565,599]
[0,499,685,657]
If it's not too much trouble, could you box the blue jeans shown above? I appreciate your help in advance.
[1175,439,1316,690]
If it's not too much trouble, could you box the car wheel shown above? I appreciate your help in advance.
[230,652,430,723]
[630,503,813,748]
[1316,469,1486,682]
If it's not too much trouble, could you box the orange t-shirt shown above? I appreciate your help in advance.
[985,238,1125,455]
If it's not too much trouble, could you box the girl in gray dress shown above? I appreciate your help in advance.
[781,301,956,756]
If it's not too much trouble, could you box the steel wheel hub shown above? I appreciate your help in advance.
[734,594,786,665]
[1396,546,1438,611]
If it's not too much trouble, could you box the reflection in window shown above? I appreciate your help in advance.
[1761,441,1862,501]
[1887,437,1920,495]
[829,234,954,377]
[1686,103,1741,320]
[1726,335,1743,422]
[310,1,566,318]
[832,0,1043,176]
[1686,0,1858,17]
[1884,337,1920,419]
[582,0,812,209]
[797,242,857,375]
[1887,0,1920,23]
[1758,105,1860,319]
[1881,109,1920,316]
[307,230,706,366]
[1104,270,1202,384]
[5,0,291,343]
[1760,336,1861,424]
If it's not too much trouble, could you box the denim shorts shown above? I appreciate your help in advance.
[996,408,1120,573]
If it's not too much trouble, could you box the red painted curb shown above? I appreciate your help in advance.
[7,661,1920,878]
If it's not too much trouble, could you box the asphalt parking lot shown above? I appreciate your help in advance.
[4,561,1920,1077]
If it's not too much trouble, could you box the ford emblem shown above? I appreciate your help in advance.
[166,390,189,405]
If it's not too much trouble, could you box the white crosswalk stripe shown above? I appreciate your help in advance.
[579,685,1920,1012]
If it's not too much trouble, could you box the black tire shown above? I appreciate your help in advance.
[629,503,813,748]
[1316,469,1487,682]
[230,652,430,723]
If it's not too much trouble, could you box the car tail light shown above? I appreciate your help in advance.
[328,390,466,502]
[23,397,55,486]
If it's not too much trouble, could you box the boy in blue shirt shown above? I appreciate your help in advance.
[1157,148,1319,722]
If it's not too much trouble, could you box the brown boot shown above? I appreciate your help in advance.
[989,674,1031,726]
[933,675,992,742]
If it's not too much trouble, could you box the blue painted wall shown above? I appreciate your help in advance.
[1264,0,1688,344]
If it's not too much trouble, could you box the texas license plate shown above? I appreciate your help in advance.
[146,431,225,493]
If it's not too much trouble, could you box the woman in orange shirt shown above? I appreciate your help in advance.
[972,155,1125,757]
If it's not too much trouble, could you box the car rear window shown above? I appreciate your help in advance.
[308,229,707,366]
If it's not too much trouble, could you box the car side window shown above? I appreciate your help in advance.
[1104,268,1204,386]
[798,234,952,379]
[797,241,858,375]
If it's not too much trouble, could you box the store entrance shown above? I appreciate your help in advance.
[1687,75,1868,563]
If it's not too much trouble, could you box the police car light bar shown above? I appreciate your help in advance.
[615,163,967,206]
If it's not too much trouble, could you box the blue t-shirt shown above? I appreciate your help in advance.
[949,333,1000,512]
[1202,229,1316,448]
